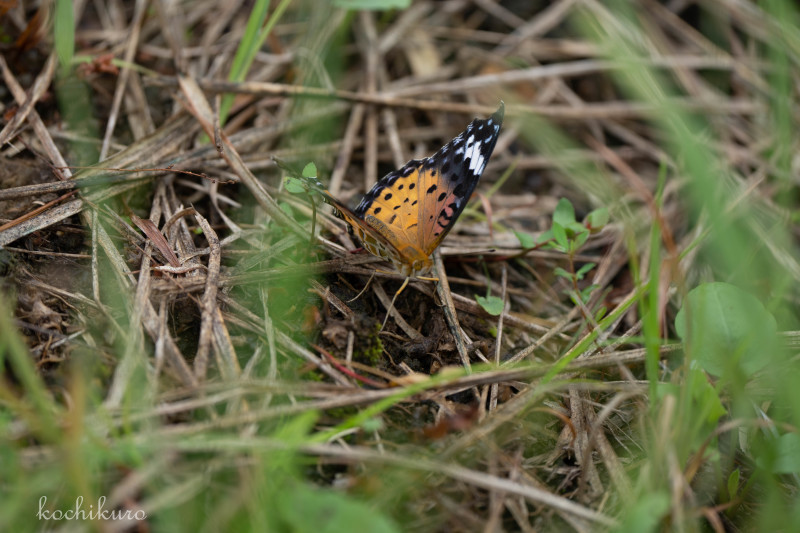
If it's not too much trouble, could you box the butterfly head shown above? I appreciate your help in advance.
[401,256,434,278]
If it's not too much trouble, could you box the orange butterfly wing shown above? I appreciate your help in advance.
[300,103,504,276]
[295,177,410,265]
[354,102,504,257]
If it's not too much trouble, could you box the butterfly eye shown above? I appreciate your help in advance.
[412,259,431,275]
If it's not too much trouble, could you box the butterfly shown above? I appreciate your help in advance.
[300,102,504,278]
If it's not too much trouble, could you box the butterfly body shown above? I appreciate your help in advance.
[304,103,504,277]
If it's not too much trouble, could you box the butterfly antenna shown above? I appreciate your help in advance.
[381,276,410,331]
[347,270,376,303]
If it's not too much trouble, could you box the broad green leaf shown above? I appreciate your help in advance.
[302,162,318,178]
[675,282,778,377]
[585,207,609,230]
[687,367,726,425]
[333,0,410,9]
[553,198,576,227]
[617,491,670,533]
[572,228,590,249]
[566,220,586,236]
[475,295,504,316]
[514,230,536,249]
[284,176,306,194]
[278,484,400,533]
[552,221,568,251]
[535,229,554,246]
[279,202,295,217]
[772,433,800,474]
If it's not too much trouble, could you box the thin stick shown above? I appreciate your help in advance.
[377,277,417,337]
[433,250,471,371]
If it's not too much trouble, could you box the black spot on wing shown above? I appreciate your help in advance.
[453,180,470,199]
[354,159,424,217]
[352,103,503,226]
[354,186,383,218]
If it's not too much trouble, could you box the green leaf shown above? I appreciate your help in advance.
[594,306,607,321]
[572,228,590,249]
[220,0,291,126]
[773,433,800,474]
[553,198,576,227]
[552,222,568,251]
[617,492,670,533]
[566,220,586,235]
[575,262,596,280]
[674,282,778,377]
[553,266,572,279]
[361,417,384,432]
[514,230,536,249]
[332,0,410,9]
[54,0,75,72]
[275,409,319,442]
[475,295,504,316]
[279,202,295,217]
[302,162,318,178]
[585,207,609,230]
[580,284,598,303]
[278,484,400,533]
[535,229,554,246]
[284,176,306,194]
[686,367,726,425]
[727,468,740,500]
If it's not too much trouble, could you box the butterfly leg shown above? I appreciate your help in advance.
[380,276,410,331]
